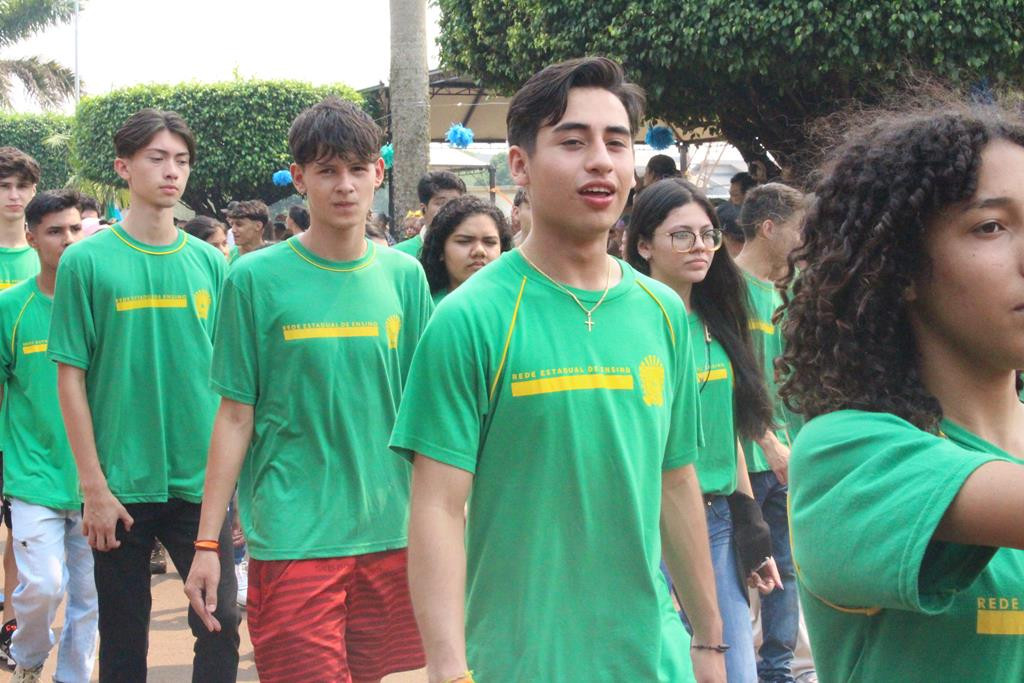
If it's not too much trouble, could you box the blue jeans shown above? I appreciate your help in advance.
[10,499,97,682]
[667,496,756,683]
[750,471,797,683]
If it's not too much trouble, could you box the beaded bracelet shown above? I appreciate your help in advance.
[193,539,220,552]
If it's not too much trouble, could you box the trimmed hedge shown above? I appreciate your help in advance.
[0,113,73,189]
[73,80,364,213]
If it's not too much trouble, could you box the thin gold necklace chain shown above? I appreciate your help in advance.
[519,249,613,331]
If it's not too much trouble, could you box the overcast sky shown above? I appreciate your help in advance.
[8,0,442,112]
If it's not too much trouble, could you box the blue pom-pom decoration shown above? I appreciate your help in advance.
[380,143,394,170]
[272,169,293,186]
[645,125,675,150]
[446,123,474,148]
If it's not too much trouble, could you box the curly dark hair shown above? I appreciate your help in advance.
[626,178,774,441]
[778,101,1024,431]
[419,195,513,294]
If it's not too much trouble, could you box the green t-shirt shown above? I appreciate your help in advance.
[48,225,226,503]
[0,246,39,290]
[392,232,423,257]
[790,410,1024,682]
[0,278,80,510]
[688,311,738,496]
[391,249,702,682]
[431,287,448,306]
[211,238,432,560]
[740,272,789,472]
[227,245,239,265]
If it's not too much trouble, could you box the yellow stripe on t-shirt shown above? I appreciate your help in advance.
[0,282,17,290]
[697,368,729,383]
[282,324,379,341]
[115,296,188,312]
[511,373,634,397]
[749,320,775,334]
[977,610,1024,635]
[21,342,47,355]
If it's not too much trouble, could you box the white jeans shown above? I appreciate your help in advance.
[9,498,97,682]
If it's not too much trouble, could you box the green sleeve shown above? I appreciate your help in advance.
[398,263,435,382]
[663,306,702,470]
[790,411,1000,614]
[47,262,95,370]
[0,300,13,384]
[208,252,228,342]
[389,303,489,473]
[209,273,259,405]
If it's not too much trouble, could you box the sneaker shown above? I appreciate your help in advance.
[235,558,248,608]
[150,543,167,575]
[11,663,43,682]
[0,619,16,669]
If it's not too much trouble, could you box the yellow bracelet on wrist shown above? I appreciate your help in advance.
[441,671,475,683]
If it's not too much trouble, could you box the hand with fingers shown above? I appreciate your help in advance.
[82,488,133,551]
[184,549,223,633]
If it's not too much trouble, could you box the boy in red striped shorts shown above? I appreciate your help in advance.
[185,97,431,682]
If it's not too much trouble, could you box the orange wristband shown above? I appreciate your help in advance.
[193,540,220,552]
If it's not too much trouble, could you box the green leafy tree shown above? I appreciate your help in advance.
[0,112,71,187]
[437,0,1024,175]
[0,0,76,109]
[72,80,363,214]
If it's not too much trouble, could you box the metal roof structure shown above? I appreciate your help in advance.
[361,70,719,145]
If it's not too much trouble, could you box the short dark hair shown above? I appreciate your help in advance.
[513,188,529,207]
[417,171,467,205]
[0,147,41,185]
[507,56,645,153]
[79,195,100,215]
[183,215,224,242]
[645,154,679,180]
[288,96,381,166]
[288,204,310,230]
[227,199,269,227]
[419,195,513,293]
[114,109,196,163]
[738,183,806,240]
[730,172,757,193]
[25,189,81,230]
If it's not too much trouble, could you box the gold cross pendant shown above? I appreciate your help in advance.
[585,314,594,331]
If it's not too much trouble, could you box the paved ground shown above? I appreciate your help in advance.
[6,568,426,682]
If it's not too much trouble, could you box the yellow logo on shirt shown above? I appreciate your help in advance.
[977,596,1024,635]
[509,365,634,397]
[21,340,47,355]
[115,294,188,312]
[638,355,665,407]
[194,289,211,320]
[282,321,379,341]
[0,281,17,290]
[697,363,729,383]
[385,315,401,349]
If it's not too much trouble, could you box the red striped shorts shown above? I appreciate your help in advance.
[247,548,425,682]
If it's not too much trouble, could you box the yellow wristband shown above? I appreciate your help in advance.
[441,672,475,683]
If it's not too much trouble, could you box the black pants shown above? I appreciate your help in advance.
[92,498,239,683]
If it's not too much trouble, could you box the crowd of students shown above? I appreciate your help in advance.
[0,54,1019,683]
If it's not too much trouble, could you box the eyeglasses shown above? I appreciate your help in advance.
[667,228,723,253]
